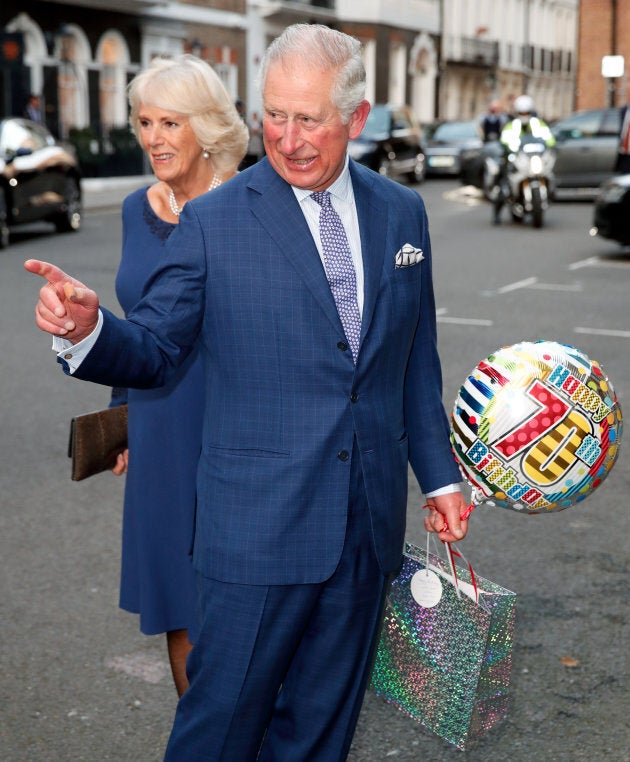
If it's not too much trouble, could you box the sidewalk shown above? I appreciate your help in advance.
[82,175,155,211]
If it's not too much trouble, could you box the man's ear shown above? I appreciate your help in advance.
[348,100,370,140]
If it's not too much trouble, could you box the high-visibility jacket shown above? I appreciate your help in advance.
[500,116,556,153]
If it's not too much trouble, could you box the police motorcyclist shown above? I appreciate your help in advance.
[492,95,555,224]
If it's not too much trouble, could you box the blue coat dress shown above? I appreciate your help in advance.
[114,187,202,637]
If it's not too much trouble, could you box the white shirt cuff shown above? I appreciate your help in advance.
[425,483,461,498]
[52,310,104,374]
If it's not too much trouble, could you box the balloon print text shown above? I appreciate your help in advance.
[466,440,551,509]
[547,364,611,423]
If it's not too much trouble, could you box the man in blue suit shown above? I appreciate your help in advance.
[27,23,468,761]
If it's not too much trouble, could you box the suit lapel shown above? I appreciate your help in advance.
[350,161,388,345]
[247,161,343,334]
[246,159,390,351]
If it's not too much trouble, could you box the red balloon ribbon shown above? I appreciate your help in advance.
[445,540,479,602]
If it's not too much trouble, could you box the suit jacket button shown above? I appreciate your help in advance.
[337,341,348,352]
[338,450,349,462]
[350,391,358,403]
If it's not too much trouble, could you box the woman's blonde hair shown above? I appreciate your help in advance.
[128,54,248,175]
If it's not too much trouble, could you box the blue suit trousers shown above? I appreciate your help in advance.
[164,445,390,761]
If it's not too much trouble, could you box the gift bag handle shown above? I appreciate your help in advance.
[424,531,479,603]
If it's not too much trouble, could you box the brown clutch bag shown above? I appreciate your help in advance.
[68,404,128,481]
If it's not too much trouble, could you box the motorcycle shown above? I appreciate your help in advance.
[487,134,556,228]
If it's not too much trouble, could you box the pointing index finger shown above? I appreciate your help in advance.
[24,259,66,284]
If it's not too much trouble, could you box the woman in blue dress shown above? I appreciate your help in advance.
[111,55,248,695]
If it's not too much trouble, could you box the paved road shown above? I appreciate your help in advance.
[81,176,153,213]
[1,178,628,761]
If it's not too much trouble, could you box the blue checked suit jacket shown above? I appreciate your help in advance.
[72,158,461,584]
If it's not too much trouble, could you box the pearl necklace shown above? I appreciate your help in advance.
[168,173,221,217]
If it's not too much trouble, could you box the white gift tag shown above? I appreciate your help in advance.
[410,568,443,608]
[426,562,481,604]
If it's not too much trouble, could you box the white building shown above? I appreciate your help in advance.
[440,0,578,122]
[248,0,578,126]
[247,0,441,125]
[1,0,579,174]
[336,0,440,125]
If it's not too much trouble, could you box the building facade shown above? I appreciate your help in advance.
[1,0,247,174]
[576,0,630,109]
[440,0,578,123]
[246,0,441,126]
[1,0,583,177]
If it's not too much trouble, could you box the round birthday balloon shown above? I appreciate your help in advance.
[450,340,622,513]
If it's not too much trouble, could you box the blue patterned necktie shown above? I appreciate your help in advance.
[311,190,362,363]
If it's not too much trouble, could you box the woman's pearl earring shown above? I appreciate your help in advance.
[202,148,210,159]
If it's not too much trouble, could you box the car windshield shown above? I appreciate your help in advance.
[432,121,477,141]
[551,109,621,139]
[552,111,601,138]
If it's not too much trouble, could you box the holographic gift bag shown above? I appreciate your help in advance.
[370,538,515,750]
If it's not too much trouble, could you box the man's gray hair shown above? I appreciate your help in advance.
[258,24,366,124]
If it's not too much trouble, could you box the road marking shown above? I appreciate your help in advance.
[570,256,630,270]
[436,308,492,326]
[438,316,493,326]
[575,327,630,338]
[496,276,538,293]
[443,185,485,206]
[527,282,583,292]
[487,278,581,295]
[569,257,599,270]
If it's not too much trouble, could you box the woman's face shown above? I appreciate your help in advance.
[137,104,204,184]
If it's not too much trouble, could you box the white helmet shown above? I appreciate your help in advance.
[514,95,534,115]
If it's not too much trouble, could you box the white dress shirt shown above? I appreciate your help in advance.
[292,156,364,315]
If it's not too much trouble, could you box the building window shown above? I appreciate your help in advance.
[214,62,237,100]
[98,34,129,132]
[58,35,81,138]
[54,25,90,139]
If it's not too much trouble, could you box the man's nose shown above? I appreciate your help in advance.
[279,121,303,153]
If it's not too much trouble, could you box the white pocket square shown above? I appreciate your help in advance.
[395,243,424,268]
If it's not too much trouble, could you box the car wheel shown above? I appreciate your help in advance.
[54,178,82,233]
[0,192,9,249]
[531,185,544,228]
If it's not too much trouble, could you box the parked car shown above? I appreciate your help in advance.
[347,103,425,183]
[551,108,620,190]
[424,120,482,177]
[590,173,630,246]
[0,117,82,249]
[460,108,621,194]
